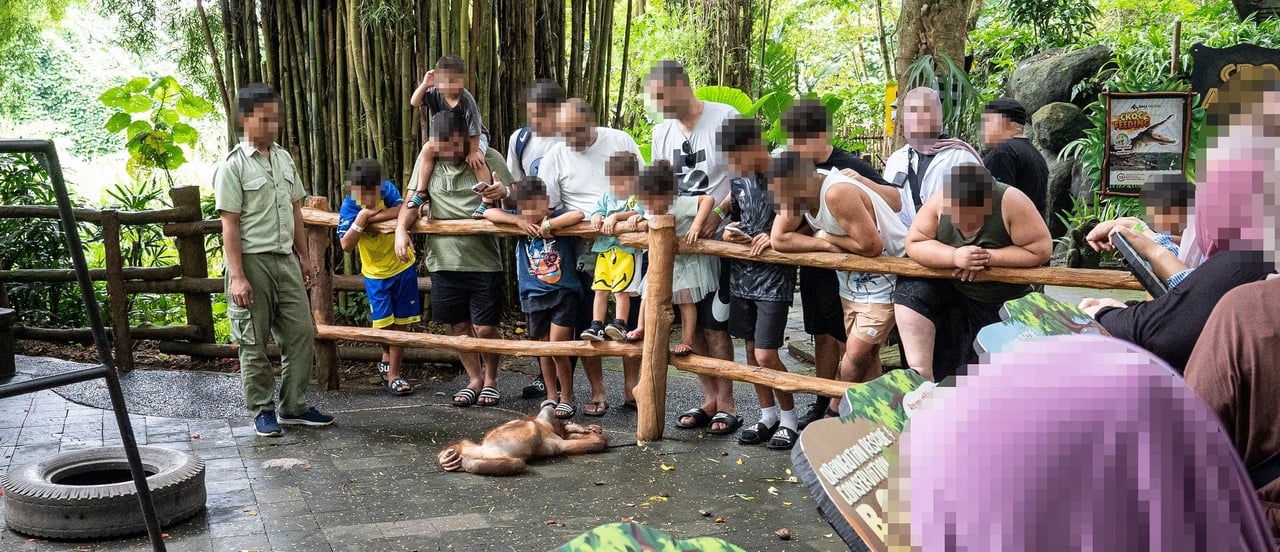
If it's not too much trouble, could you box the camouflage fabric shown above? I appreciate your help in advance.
[554,522,747,552]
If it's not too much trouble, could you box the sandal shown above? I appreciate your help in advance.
[767,426,800,450]
[584,401,609,417]
[388,377,414,396]
[539,399,557,411]
[377,361,390,386]
[674,408,711,429]
[452,388,478,407]
[670,343,695,356]
[706,411,743,435]
[477,386,501,407]
[555,402,577,419]
[625,329,644,342]
[738,420,779,446]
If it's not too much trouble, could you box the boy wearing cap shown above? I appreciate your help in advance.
[981,98,1049,220]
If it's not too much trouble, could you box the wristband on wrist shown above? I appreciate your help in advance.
[1133,221,1148,234]
[349,223,364,234]
[713,206,726,218]
[543,220,553,233]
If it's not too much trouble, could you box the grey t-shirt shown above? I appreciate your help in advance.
[422,88,488,140]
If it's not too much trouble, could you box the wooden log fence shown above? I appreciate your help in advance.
[3,190,1146,442]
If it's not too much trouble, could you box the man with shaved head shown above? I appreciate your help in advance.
[537,98,645,417]
[883,87,984,227]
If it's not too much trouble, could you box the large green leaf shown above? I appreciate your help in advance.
[123,93,153,114]
[157,108,179,126]
[98,87,130,109]
[125,120,152,141]
[171,123,198,146]
[176,94,214,118]
[104,113,132,133]
[694,85,753,115]
[163,145,186,170]
[123,77,151,93]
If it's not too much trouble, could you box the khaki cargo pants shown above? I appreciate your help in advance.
[227,253,316,417]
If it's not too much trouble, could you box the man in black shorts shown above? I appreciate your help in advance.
[395,111,515,407]
[776,99,896,428]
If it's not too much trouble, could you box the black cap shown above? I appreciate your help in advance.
[984,98,1029,126]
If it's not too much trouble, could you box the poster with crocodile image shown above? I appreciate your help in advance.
[1102,91,1193,196]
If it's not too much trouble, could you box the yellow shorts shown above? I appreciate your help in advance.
[842,300,896,345]
[592,248,637,293]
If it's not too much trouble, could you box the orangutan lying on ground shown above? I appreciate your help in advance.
[437,401,610,475]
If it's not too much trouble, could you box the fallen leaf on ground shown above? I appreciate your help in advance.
[734,493,755,501]
[698,509,711,517]
[191,434,201,439]
[647,495,668,502]
[659,462,675,471]
[545,519,564,526]
[714,517,725,524]
[161,533,170,539]
[767,486,779,496]
[782,501,793,506]
[775,528,791,540]
[735,457,744,465]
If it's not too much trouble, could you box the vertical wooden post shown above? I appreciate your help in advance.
[635,215,676,442]
[101,210,133,371]
[304,196,340,390]
[170,187,215,344]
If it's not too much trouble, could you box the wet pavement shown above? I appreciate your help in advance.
[0,286,1140,551]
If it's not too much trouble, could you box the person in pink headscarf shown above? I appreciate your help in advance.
[1078,91,1279,373]
[897,334,1277,552]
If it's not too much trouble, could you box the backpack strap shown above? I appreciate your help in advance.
[514,125,534,166]
[1249,451,1280,490]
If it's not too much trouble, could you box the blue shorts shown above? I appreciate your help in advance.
[365,266,422,329]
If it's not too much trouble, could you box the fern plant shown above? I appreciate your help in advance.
[903,53,983,144]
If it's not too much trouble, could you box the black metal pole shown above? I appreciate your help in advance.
[0,140,168,551]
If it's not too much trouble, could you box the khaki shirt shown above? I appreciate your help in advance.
[214,142,306,255]
[420,148,513,273]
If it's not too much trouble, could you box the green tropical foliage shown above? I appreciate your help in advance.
[556,522,748,552]
[903,53,983,144]
[99,75,214,184]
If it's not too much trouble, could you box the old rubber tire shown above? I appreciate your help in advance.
[1,446,206,539]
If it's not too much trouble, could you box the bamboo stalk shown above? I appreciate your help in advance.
[635,215,675,442]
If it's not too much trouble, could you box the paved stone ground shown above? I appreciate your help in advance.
[0,286,1141,551]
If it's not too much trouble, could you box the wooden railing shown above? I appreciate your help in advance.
[293,202,1141,441]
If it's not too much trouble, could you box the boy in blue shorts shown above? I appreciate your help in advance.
[337,158,421,396]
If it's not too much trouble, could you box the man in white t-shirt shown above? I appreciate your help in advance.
[646,60,739,434]
[882,87,984,227]
[538,98,645,416]
[506,80,565,181]
[507,80,567,400]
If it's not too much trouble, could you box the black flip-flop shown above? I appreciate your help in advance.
[387,377,414,396]
[706,411,742,435]
[738,420,779,445]
[767,426,800,450]
[674,408,710,429]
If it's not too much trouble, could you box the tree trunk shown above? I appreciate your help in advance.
[875,0,893,81]
[614,0,635,127]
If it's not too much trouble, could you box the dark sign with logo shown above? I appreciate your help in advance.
[1190,43,1280,127]
[1101,91,1193,197]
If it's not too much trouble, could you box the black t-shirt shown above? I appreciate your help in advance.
[422,88,488,140]
[1094,249,1275,374]
[818,147,890,186]
[729,173,795,303]
[982,137,1048,218]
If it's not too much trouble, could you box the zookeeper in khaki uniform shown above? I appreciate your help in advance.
[214,83,334,437]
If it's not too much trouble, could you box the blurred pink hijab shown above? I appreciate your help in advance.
[1194,105,1280,261]
[900,335,1276,552]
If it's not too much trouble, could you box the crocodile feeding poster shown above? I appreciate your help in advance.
[1102,91,1193,196]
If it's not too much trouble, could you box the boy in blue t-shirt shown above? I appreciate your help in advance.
[337,159,421,396]
[484,176,586,419]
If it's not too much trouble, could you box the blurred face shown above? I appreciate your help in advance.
[787,134,828,163]
[240,101,280,145]
[609,174,637,197]
[558,108,595,151]
[435,133,466,163]
[528,102,559,136]
[981,112,1009,148]
[640,190,672,215]
[352,184,380,208]
[519,195,550,219]
[646,78,691,119]
[1147,205,1189,235]
[435,69,466,96]
[904,94,940,141]
[944,197,994,230]
[775,173,821,214]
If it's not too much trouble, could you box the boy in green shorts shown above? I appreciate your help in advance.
[215,83,334,437]
[337,158,421,396]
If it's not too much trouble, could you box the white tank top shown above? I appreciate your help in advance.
[805,170,909,302]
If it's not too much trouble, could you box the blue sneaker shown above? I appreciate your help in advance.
[278,407,335,427]
[254,411,282,437]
